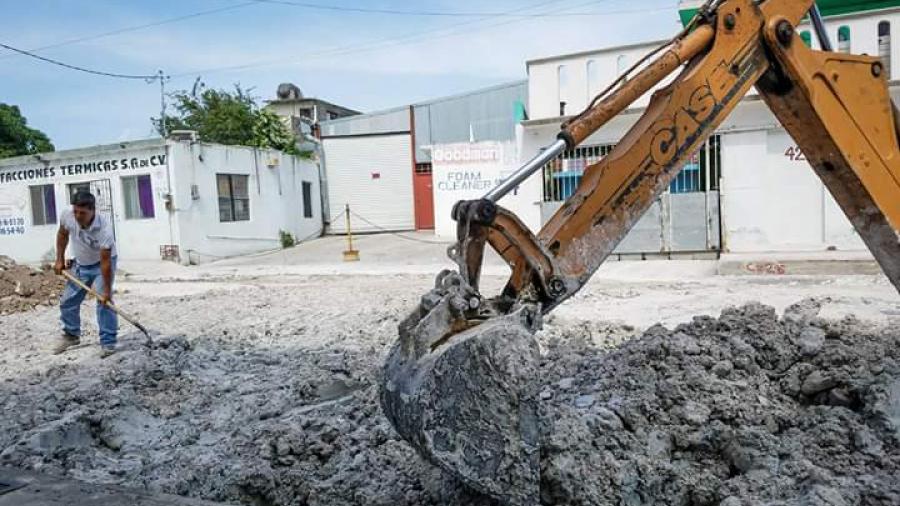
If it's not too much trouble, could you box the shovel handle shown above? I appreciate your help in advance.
[61,270,134,323]
[60,269,153,343]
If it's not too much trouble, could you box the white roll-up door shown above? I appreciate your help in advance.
[323,134,414,233]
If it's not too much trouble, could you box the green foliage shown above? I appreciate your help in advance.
[0,104,54,159]
[253,109,301,156]
[279,229,296,249]
[296,149,316,160]
[157,82,301,154]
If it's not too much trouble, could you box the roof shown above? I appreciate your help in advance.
[0,138,166,169]
[265,96,360,114]
[526,39,670,67]
[411,80,526,107]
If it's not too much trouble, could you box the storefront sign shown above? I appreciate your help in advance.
[0,153,167,186]
[432,142,517,238]
[437,170,499,192]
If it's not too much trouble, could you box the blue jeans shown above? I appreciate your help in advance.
[60,258,118,346]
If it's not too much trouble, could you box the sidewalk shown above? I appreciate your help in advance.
[116,233,884,282]
[718,250,879,276]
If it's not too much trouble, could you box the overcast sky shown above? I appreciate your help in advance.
[1,0,681,150]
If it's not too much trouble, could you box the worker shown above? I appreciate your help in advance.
[52,191,118,357]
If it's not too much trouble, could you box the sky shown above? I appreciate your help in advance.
[1,0,682,150]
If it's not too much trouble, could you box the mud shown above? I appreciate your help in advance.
[0,334,484,506]
[0,279,897,505]
[0,256,63,315]
[539,300,900,505]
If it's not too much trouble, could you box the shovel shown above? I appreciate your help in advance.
[61,270,153,345]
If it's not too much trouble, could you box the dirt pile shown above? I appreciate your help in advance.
[0,256,64,315]
[539,300,900,505]
[0,299,897,506]
[0,333,485,506]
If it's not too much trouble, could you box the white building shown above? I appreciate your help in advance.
[515,3,900,255]
[0,137,322,265]
[319,82,529,236]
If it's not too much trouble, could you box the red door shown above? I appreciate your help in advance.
[413,165,435,230]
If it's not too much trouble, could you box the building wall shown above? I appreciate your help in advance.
[520,80,900,254]
[521,7,900,255]
[527,40,667,121]
[0,140,173,263]
[168,141,322,264]
[321,134,415,233]
[796,8,900,76]
[414,82,527,163]
[528,8,900,122]
[320,107,411,137]
[0,139,321,265]
[266,99,359,123]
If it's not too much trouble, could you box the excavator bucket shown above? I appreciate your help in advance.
[380,277,541,505]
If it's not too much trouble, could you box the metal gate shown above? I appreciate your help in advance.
[540,136,722,255]
[67,179,116,239]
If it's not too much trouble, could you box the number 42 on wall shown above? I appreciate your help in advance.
[784,146,806,162]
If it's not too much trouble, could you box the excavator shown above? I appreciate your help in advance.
[380,0,900,504]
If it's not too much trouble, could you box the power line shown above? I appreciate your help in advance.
[0,2,256,60]
[172,0,670,79]
[0,42,159,80]
[251,0,659,17]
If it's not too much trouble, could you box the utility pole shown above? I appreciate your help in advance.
[157,69,171,138]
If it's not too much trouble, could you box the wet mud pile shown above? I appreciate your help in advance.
[0,335,484,506]
[0,256,63,315]
[0,300,897,505]
[538,301,900,505]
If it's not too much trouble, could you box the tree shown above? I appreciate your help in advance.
[0,104,54,159]
[157,82,301,155]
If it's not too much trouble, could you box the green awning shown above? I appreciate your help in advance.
[679,1,900,27]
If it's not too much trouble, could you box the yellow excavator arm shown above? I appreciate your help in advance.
[382,1,900,504]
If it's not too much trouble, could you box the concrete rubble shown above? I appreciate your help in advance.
[0,273,897,505]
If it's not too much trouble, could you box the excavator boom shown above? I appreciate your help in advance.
[381,1,900,503]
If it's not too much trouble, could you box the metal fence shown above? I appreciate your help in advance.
[539,135,723,254]
[542,144,614,202]
[541,135,722,202]
[669,135,722,194]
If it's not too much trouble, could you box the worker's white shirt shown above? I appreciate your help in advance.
[60,209,117,266]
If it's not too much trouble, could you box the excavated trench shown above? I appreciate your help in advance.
[0,299,897,505]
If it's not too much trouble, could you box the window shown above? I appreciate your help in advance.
[838,25,851,53]
[586,60,601,99]
[415,163,433,174]
[216,174,250,222]
[557,64,569,116]
[800,30,812,48]
[122,175,155,219]
[302,181,313,219]
[29,184,57,226]
[879,21,892,79]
